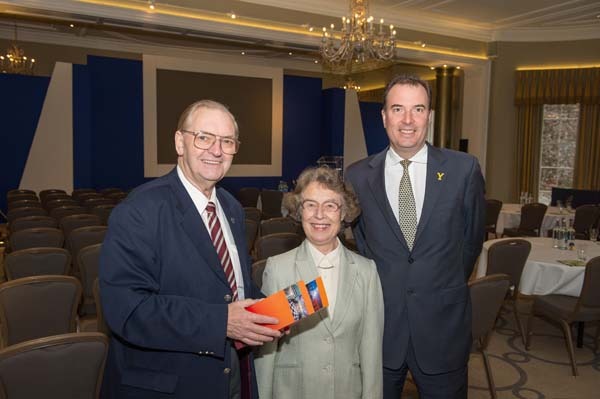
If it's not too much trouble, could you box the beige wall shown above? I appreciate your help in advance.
[486,39,600,202]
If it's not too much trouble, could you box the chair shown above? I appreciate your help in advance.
[252,259,268,290]
[74,192,103,205]
[260,216,301,236]
[7,199,42,211]
[59,214,102,239]
[6,189,36,199]
[93,278,110,336]
[469,274,511,399]
[237,187,260,208]
[254,232,303,261]
[572,204,600,240]
[0,332,108,399]
[40,192,72,207]
[90,204,115,225]
[245,219,259,254]
[485,239,531,346]
[6,207,48,223]
[39,189,67,203]
[502,203,547,237]
[485,199,503,239]
[82,197,114,211]
[50,205,88,221]
[78,243,102,316]
[3,247,71,280]
[99,187,123,196]
[244,207,262,223]
[67,226,107,276]
[45,198,79,211]
[526,256,600,376]
[105,191,128,203]
[260,190,283,220]
[6,194,38,206]
[9,215,57,233]
[71,188,97,201]
[0,275,82,347]
[9,227,64,251]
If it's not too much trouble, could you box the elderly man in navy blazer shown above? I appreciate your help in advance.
[99,100,281,398]
[346,75,486,398]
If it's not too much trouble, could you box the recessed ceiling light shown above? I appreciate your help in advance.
[69,23,75,28]
[288,52,293,55]
[241,51,245,55]
[314,60,319,64]
[456,66,461,70]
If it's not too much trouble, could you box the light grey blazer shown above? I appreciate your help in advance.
[255,240,384,399]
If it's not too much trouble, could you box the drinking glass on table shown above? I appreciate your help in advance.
[589,227,598,243]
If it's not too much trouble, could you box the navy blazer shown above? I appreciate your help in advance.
[99,168,260,398]
[346,144,486,373]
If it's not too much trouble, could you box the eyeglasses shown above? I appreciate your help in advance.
[180,129,240,155]
[301,200,341,215]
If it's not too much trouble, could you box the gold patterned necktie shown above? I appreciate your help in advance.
[398,159,417,250]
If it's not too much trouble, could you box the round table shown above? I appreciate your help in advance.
[495,204,573,237]
[476,237,600,297]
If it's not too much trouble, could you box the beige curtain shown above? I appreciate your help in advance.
[515,68,600,197]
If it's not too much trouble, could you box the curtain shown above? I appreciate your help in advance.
[514,68,600,197]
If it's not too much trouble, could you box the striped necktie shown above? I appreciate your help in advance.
[206,202,238,300]
[398,159,417,250]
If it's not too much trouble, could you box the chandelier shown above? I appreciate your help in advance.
[320,0,396,69]
[0,25,36,75]
[342,77,361,91]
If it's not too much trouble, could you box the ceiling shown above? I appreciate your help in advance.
[0,0,598,72]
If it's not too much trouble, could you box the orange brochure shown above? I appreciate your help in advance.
[246,277,329,330]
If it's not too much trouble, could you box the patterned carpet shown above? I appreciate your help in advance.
[402,300,600,399]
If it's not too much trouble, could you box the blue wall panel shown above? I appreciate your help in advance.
[359,101,388,155]
[0,74,49,214]
[73,65,93,189]
[321,88,345,157]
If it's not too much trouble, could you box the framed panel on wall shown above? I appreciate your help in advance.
[143,54,283,177]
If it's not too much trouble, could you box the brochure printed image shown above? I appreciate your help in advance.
[246,277,329,330]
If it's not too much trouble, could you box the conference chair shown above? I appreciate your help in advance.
[105,191,128,203]
[0,275,82,347]
[93,278,110,336]
[572,204,600,239]
[99,187,123,196]
[7,199,42,211]
[243,207,262,224]
[45,198,79,211]
[71,188,98,202]
[251,259,268,290]
[6,193,38,206]
[6,189,36,199]
[502,203,547,237]
[66,226,107,277]
[78,243,102,316]
[469,274,511,399]
[40,192,72,207]
[245,219,259,254]
[9,227,64,252]
[6,207,48,224]
[74,192,103,205]
[485,199,503,239]
[49,205,88,221]
[0,332,108,399]
[526,256,600,376]
[59,214,102,239]
[9,215,57,233]
[39,189,67,203]
[3,247,71,280]
[90,204,115,225]
[254,232,303,261]
[237,187,260,208]
[260,216,301,236]
[260,189,284,220]
[485,239,532,346]
[82,197,114,211]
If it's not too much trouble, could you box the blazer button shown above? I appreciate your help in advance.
[224,294,232,302]
[223,368,231,374]
[407,289,415,295]
[408,257,414,264]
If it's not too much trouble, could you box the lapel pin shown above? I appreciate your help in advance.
[230,217,235,224]
[436,172,445,181]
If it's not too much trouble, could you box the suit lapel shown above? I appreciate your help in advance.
[367,149,408,249]
[329,245,357,332]
[294,242,334,334]
[167,170,230,287]
[414,144,448,245]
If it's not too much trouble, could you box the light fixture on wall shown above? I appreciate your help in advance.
[342,77,361,91]
[320,0,396,69]
[0,25,36,75]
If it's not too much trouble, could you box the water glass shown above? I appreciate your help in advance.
[589,228,598,243]
[577,245,587,261]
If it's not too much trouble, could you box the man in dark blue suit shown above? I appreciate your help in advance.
[99,100,281,398]
[346,75,485,398]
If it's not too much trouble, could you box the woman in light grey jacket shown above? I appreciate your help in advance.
[255,166,384,399]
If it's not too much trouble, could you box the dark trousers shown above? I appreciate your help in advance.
[383,339,467,399]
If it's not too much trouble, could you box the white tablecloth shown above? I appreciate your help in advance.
[476,237,600,297]
[495,204,573,237]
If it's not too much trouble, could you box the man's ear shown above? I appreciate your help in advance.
[174,131,184,156]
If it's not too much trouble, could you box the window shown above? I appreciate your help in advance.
[538,104,580,205]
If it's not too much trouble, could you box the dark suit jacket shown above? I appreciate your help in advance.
[346,144,485,373]
[99,168,260,398]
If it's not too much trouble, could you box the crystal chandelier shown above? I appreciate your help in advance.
[320,0,396,68]
[0,25,36,75]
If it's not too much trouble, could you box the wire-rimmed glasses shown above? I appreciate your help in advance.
[300,200,341,215]
[180,129,240,155]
